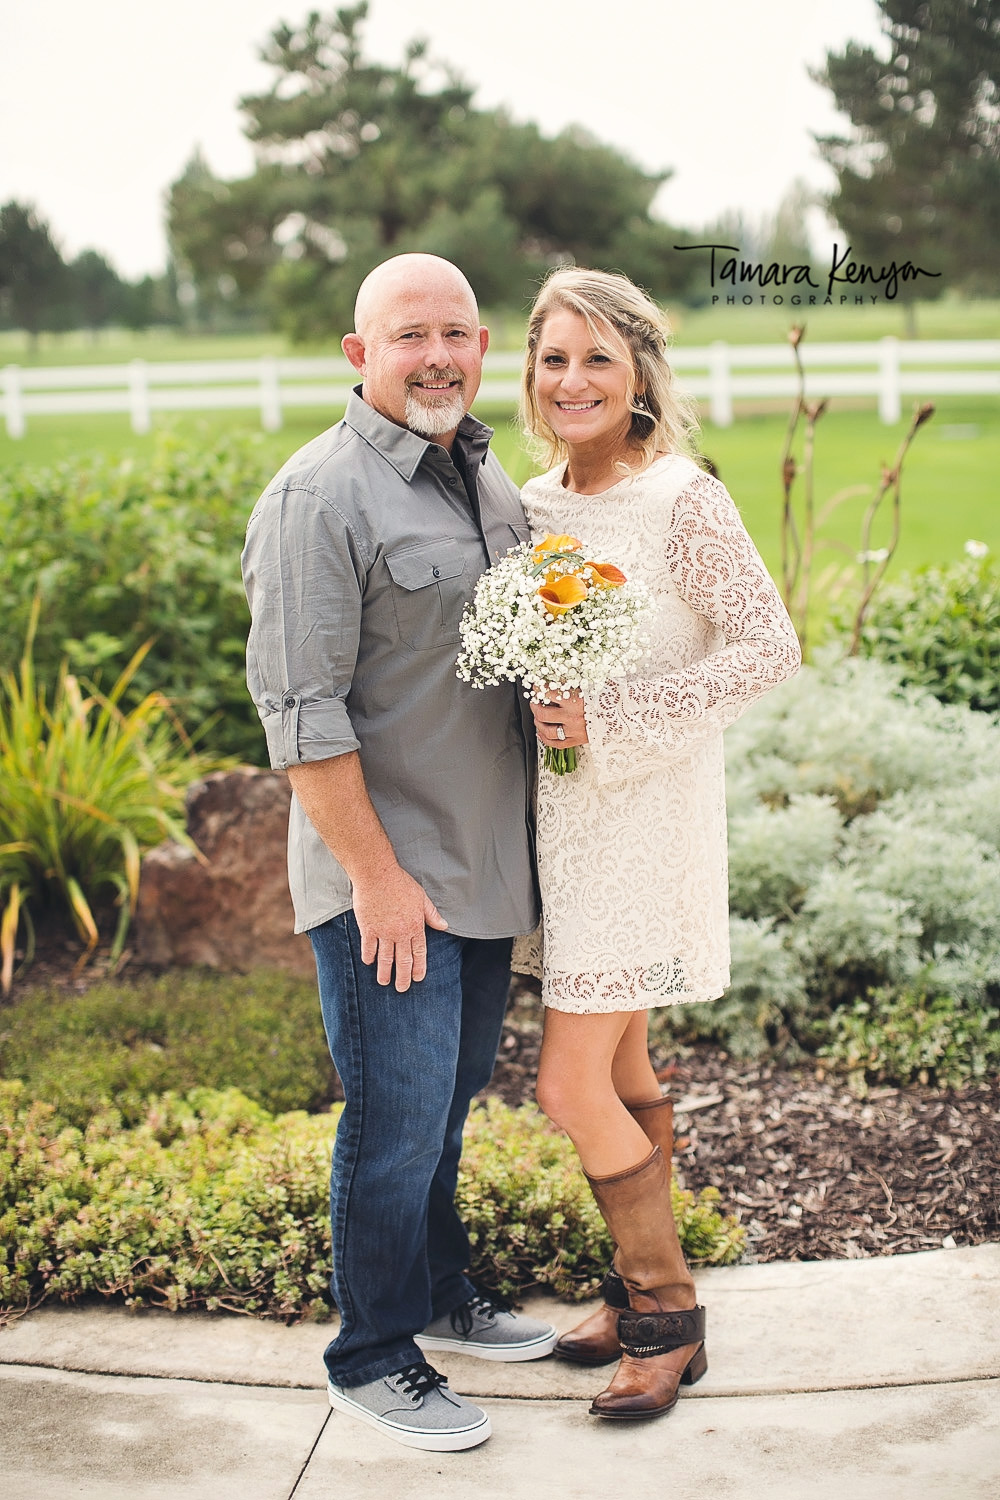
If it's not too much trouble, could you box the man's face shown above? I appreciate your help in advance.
[344,278,489,445]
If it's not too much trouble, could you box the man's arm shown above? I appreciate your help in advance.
[287,752,447,993]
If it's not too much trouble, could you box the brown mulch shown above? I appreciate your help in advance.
[491,989,1000,1263]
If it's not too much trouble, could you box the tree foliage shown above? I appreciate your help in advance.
[0,202,68,346]
[167,3,694,339]
[0,199,181,340]
[815,0,1000,299]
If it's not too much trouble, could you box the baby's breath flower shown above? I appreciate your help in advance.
[456,542,654,729]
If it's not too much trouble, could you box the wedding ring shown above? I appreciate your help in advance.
[555,725,566,741]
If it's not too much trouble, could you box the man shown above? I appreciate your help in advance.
[242,253,553,1453]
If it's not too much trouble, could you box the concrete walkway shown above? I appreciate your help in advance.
[2,1244,998,1500]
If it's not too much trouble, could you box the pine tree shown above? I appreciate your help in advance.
[815,0,1000,326]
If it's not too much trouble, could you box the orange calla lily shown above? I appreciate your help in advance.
[585,561,627,588]
[532,533,582,563]
[538,573,589,616]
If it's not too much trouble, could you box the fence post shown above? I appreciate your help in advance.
[878,336,901,424]
[708,341,733,427]
[129,359,151,433]
[3,364,25,438]
[259,357,282,431]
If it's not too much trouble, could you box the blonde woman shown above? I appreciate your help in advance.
[514,268,800,1420]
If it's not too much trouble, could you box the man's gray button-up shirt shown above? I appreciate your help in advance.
[242,389,539,940]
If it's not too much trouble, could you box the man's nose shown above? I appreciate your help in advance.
[423,333,451,366]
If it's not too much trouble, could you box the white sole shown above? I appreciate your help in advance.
[327,1383,492,1452]
[414,1330,559,1362]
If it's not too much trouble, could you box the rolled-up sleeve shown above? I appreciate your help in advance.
[242,484,365,771]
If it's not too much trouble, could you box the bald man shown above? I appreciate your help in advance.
[242,254,552,1452]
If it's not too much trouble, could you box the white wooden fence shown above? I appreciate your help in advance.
[3,339,998,437]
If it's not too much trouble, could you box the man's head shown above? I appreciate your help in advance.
[342,254,489,448]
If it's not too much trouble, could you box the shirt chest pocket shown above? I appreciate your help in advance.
[384,538,468,652]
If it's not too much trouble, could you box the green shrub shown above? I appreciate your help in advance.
[0,430,274,761]
[0,1085,744,1316]
[0,622,228,986]
[654,654,1000,1079]
[0,971,336,1126]
[850,554,1000,714]
[820,982,1000,1093]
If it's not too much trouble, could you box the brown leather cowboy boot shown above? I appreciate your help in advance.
[554,1096,676,1366]
[585,1146,707,1419]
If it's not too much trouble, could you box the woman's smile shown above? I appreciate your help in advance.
[535,307,634,450]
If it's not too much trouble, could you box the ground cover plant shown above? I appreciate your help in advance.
[0,969,337,1127]
[0,1084,742,1318]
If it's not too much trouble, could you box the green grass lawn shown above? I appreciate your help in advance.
[1,395,996,594]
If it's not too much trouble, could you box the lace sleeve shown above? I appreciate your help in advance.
[584,469,800,784]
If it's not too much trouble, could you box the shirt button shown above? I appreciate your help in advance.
[448,476,459,485]
[432,567,441,578]
[284,696,296,708]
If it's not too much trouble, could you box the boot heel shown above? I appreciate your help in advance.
[681,1344,708,1385]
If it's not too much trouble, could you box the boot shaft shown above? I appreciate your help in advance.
[586,1146,695,1310]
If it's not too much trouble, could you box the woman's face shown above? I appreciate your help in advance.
[534,308,635,453]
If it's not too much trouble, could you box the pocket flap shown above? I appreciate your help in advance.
[385,539,465,591]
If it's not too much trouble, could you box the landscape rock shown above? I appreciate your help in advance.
[135,768,314,979]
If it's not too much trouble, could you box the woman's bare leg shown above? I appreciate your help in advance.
[536,1009,652,1176]
[610,1009,661,1106]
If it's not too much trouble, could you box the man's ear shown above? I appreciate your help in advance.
[479,326,490,358]
[342,333,366,373]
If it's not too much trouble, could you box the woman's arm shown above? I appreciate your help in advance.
[584,468,801,784]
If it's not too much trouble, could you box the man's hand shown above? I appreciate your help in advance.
[352,866,449,992]
[286,753,448,993]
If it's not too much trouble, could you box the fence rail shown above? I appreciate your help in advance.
[3,339,998,437]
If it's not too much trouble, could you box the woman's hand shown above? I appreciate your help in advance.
[531,689,589,750]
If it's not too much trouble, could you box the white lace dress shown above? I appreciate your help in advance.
[512,454,801,1013]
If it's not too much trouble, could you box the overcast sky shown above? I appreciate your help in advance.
[1,0,885,278]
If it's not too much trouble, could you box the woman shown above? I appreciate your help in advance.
[513,268,800,1420]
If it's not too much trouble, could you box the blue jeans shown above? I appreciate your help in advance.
[309,913,513,1387]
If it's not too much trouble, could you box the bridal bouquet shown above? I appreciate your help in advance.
[456,532,652,773]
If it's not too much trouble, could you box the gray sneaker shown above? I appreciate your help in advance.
[327,1361,491,1452]
[415,1292,557,1362]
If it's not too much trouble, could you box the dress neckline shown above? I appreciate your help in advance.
[548,452,680,498]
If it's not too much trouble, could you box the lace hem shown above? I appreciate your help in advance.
[541,964,730,1014]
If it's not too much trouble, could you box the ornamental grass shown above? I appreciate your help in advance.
[0,602,228,991]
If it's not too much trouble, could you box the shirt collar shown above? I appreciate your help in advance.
[344,386,494,480]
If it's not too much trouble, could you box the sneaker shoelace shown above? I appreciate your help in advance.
[450,1291,512,1337]
[391,1361,449,1401]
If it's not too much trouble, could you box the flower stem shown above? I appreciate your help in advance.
[543,746,577,775]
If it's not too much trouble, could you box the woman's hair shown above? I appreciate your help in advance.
[520,266,700,473]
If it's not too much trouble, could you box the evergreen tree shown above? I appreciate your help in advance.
[0,201,68,348]
[815,0,1000,319]
[167,4,690,339]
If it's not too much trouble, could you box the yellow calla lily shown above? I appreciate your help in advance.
[585,561,627,588]
[532,532,583,563]
[538,573,589,616]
